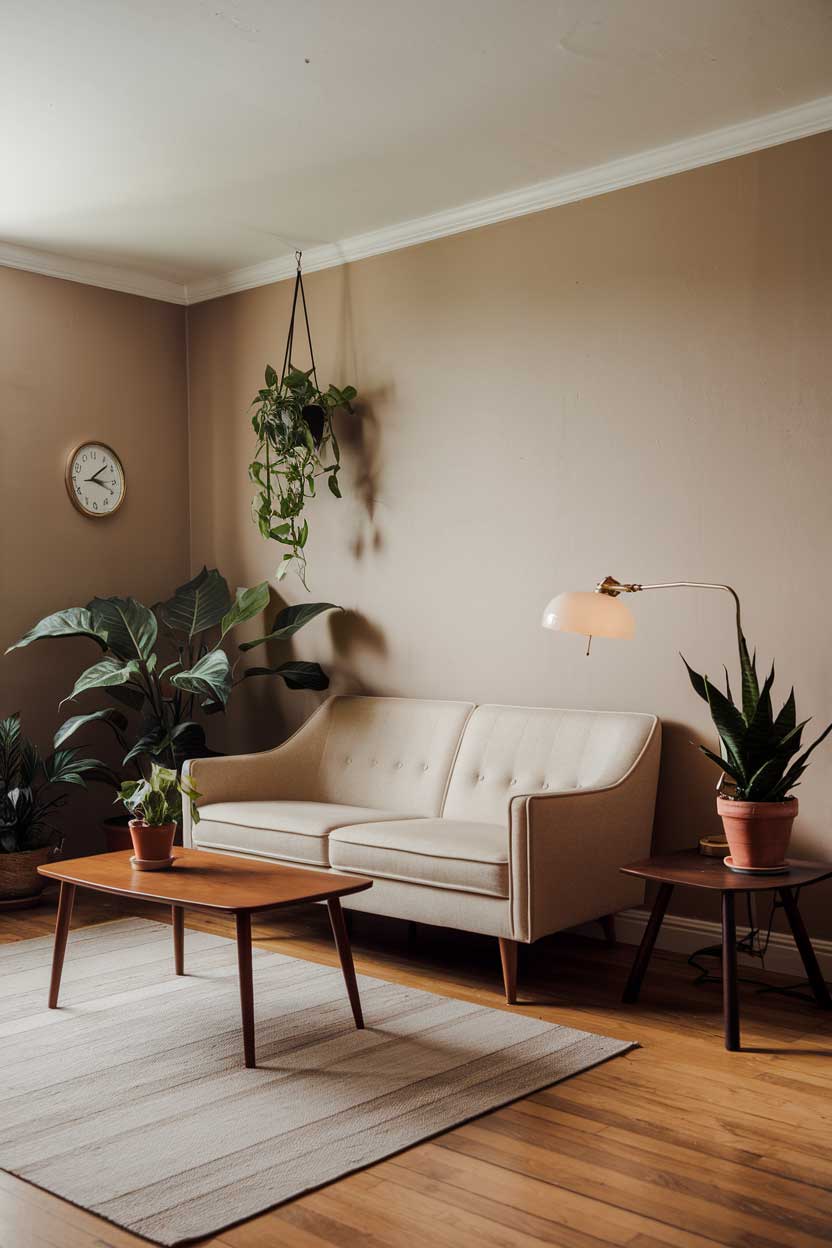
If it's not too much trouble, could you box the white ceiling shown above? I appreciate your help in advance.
[3,0,832,300]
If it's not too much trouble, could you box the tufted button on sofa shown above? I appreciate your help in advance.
[183,695,661,1001]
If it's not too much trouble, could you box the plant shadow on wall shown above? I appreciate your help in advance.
[5,569,340,783]
[336,392,387,562]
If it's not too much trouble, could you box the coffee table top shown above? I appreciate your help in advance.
[39,848,373,913]
[621,849,832,892]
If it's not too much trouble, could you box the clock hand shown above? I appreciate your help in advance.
[86,465,108,483]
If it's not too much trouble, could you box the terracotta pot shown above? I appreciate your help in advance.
[103,816,133,853]
[128,820,176,864]
[717,796,797,869]
[0,846,57,901]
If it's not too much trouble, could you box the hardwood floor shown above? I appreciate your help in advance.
[2,890,832,1248]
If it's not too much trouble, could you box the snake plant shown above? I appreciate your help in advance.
[682,625,832,802]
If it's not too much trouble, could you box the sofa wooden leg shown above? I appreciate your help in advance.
[498,938,518,1004]
[600,914,617,946]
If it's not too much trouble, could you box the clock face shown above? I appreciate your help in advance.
[66,443,126,517]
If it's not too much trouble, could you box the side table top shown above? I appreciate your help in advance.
[621,849,832,892]
[39,848,373,912]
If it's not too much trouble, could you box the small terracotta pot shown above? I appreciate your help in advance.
[717,796,797,869]
[0,846,57,901]
[128,820,176,864]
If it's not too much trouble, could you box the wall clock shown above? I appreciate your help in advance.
[65,442,126,517]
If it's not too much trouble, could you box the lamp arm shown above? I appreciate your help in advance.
[597,577,743,636]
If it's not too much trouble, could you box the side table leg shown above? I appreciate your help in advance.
[48,882,76,1008]
[327,898,365,1029]
[235,912,256,1068]
[172,905,185,975]
[623,882,674,1003]
[722,891,740,1051]
[779,887,832,1009]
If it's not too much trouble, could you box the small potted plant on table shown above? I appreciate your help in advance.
[118,763,200,870]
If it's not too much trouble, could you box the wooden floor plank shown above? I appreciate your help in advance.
[2,891,831,1247]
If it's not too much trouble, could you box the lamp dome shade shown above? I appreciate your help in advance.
[541,591,635,640]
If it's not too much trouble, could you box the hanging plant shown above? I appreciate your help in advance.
[249,252,357,588]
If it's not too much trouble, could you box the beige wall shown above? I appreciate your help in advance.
[0,267,190,854]
[187,132,832,936]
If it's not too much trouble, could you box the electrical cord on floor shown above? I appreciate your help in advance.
[687,886,826,1004]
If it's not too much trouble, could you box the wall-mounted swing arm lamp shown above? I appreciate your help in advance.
[541,576,743,654]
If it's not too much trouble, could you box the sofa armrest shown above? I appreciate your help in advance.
[180,700,332,848]
[507,720,661,942]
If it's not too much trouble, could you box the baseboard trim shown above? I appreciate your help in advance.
[574,906,832,979]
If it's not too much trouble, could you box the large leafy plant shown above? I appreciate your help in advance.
[683,625,832,802]
[6,568,338,777]
[250,364,356,588]
[118,763,200,829]
[0,713,114,853]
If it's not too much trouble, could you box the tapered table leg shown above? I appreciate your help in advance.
[722,891,740,1051]
[498,937,518,1004]
[623,882,673,1003]
[48,882,76,1008]
[779,886,832,1009]
[172,905,184,975]
[327,898,365,1029]
[235,912,256,1068]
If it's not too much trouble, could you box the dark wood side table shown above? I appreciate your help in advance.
[620,851,832,1050]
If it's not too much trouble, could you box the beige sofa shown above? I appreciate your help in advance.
[182,696,661,1000]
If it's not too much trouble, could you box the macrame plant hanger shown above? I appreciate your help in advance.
[277,250,325,444]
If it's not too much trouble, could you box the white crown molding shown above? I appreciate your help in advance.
[574,905,832,980]
[0,241,188,305]
[2,93,831,307]
[185,91,832,305]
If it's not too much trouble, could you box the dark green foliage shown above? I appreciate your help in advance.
[6,569,339,781]
[250,364,356,587]
[0,713,115,853]
[683,626,832,802]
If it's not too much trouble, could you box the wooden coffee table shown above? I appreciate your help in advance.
[39,848,373,1068]
[620,850,832,1051]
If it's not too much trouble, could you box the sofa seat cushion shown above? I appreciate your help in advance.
[194,801,410,868]
[329,818,509,897]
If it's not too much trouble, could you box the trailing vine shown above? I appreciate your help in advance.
[248,253,356,588]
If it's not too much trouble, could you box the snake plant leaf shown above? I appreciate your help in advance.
[775,721,832,796]
[171,650,232,708]
[703,676,749,784]
[88,597,158,662]
[6,608,108,654]
[61,658,141,705]
[239,602,340,651]
[53,708,129,750]
[219,581,270,641]
[681,656,709,703]
[738,630,759,723]
[698,745,744,784]
[241,661,330,691]
[743,665,776,770]
[158,567,232,639]
[772,688,796,740]
[745,757,789,800]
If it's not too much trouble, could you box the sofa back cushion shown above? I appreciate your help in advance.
[313,696,474,816]
[442,704,658,824]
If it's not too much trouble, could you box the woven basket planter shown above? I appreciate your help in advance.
[0,846,57,902]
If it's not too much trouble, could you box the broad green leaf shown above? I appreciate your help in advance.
[219,581,270,640]
[53,709,129,749]
[328,473,342,498]
[6,608,107,654]
[171,650,232,708]
[265,364,278,386]
[61,659,141,705]
[246,660,331,691]
[88,597,158,661]
[107,684,146,712]
[44,749,117,788]
[239,602,339,651]
[158,567,231,639]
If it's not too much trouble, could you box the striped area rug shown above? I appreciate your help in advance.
[0,917,634,1245]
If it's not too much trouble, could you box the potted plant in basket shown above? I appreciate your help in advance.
[118,763,200,870]
[0,713,114,905]
[683,636,832,870]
